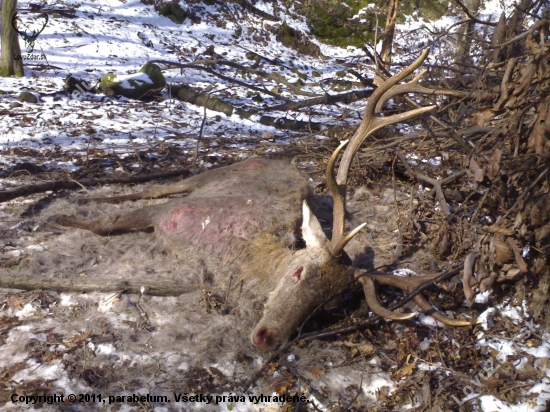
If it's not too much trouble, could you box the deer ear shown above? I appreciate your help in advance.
[301,201,328,249]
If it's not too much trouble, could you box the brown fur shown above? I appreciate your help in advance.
[52,158,351,350]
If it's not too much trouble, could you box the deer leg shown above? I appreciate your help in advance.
[54,207,157,236]
[84,183,194,204]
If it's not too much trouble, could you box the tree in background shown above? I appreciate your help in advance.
[0,0,24,77]
[380,0,400,72]
[454,0,481,66]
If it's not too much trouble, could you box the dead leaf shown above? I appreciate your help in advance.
[272,375,295,394]
[528,96,550,155]
[473,107,496,126]
[377,386,391,400]
[480,272,498,291]
[463,251,479,306]
[535,222,550,243]
[70,329,92,344]
[513,60,537,99]
[506,238,529,273]
[393,362,415,380]
[493,236,514,265]
[495,57,517,109]
[469,158,485,182]
[6,295,26,309]
[484,225,515,236]
[476,254,491,285]
[0,317,21,334]
[486,149,502,180]
[356,343,375,355]
[267,362,279,373]
[498,267,523,282]
[305,367,325,378]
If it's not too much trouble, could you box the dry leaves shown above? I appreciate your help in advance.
[272,375,295,394]
[393,361,416,380]
[473,107,497,126]
[469,157,485,182]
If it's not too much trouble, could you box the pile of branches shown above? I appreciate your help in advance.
[384,10,550,329]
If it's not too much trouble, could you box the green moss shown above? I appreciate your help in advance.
[19,92,38,103]
[291,68,308,80]
[0,67,11,77]
[292,0,450,48]
[299,0,380,48]
[100,63,166,99]
[277,21,320,56]
[100,73,118,90]
[157,1,186,23]
[399,0,449,22]
[140,62,166,88]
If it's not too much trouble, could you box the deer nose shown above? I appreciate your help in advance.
[252,328,278,349]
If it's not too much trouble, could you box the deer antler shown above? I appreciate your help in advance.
[328,48,436,255]
[325,49,477,326]
[359,273,477,326]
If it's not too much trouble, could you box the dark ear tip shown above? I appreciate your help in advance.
[47,214,73,225]
[46,214,61,223]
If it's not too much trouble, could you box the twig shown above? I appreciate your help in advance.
[193,94,211,164]
[397,153,465,215]
[453,0,497,26]
[66,177,89,193]
[498,167,548,223]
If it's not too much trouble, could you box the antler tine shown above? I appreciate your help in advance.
[330,49,436,253]
[360,276,418,321]
[326,140,367,255]
[360,273,478,326]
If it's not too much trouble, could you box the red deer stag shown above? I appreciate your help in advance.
[54,49,472,351]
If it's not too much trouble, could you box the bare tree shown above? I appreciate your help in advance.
[454,0,481,66]
[380,0,400,72]
[0,0,24,77]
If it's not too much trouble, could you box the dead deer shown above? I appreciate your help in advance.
[53,49,474,351]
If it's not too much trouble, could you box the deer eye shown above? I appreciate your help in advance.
[292,266,304,283]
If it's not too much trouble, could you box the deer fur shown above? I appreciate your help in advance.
[53,158,352,350]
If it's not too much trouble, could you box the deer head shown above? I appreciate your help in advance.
[249,49,471,350]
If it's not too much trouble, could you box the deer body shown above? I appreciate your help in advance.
[56,158,350,350]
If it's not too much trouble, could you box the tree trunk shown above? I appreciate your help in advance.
[0,0,24,77]
[379,0,400,73]
[455,0,481,66]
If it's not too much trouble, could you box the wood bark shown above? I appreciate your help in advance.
[0,273,197,296]
[379,0,400,74]
[0,0,24,77]
[455,0,481,66]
